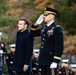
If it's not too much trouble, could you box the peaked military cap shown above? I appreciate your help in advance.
[9,44,16,48]
[44,7,58,15]
[33,49,39,53]
[70,64,76,68]
[61,59,69,63]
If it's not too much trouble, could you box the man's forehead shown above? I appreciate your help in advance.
[19,20,25,22]
[19,20,25,23]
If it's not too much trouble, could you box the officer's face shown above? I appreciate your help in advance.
[18,20,27,31]
[43,14,55,24]
[11,47,15,53]
[34,52,39,58]
[71,68,76,73]
[62,63,68,68]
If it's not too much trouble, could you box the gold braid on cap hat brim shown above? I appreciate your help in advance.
[44,11,56,15]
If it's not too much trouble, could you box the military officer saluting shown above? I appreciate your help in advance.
[31,6,64,75]
[6,44,15,75]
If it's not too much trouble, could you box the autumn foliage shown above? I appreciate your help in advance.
[64,35,76,55]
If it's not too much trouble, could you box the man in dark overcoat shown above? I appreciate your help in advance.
[13,18,33,75]
[31,7,64,75]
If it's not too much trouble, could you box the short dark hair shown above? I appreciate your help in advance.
[19,18,30,27]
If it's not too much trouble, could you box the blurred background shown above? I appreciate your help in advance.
[0,0,76,74]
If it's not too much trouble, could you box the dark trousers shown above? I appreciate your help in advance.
[40,65,57,75]
[16,72,31,75]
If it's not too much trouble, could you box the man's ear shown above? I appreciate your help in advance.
[24,24,28,28]
[26,24,29,28]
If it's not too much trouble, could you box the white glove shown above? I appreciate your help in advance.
[0,50,3,54]
[1,43,4,47]
[0,32,2,36]
[35,14,44,25]
[50,62,57,68]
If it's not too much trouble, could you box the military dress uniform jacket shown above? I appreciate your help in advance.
[6,52,15,73]
[31,22,64,66]
[32,57,41,75]
[13,29,33,72]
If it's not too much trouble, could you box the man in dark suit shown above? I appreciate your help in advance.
[13,18,33,75]
[31,7,64,75]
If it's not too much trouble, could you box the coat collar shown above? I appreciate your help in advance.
[47,22,57,28]
[47,21,54,27]
[18,29,29,34]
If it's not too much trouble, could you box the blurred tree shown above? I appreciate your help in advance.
[68,0,76,6]
[0,0,76,44]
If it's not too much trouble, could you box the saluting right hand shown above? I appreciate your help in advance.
[34,14,44,25]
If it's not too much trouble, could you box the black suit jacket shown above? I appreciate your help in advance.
[31,22,64,66]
